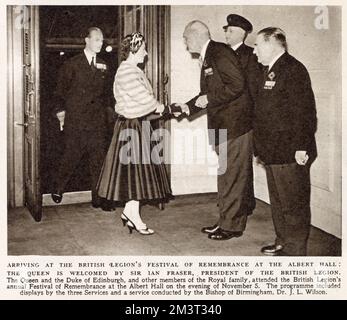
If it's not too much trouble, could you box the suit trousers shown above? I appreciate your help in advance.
[265,163,311,256]
[55,128,106,202]
[216,130,255,232]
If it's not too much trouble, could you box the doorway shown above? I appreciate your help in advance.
[8,5,171,221]
[39,6,119,199]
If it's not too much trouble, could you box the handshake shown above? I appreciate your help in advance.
[161,103,190,121]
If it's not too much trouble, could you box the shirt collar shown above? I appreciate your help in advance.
[232,41,243,51]
[268,50,285,71]
[200,39,211,61]
[84,49,96,65]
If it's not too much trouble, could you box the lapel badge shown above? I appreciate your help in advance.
[204,67,213,76]
[268,71,275,80]
[96,63,107,72]
[203,60,208,68]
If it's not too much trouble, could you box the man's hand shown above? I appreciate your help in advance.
[161,103,187,120]
[170,103,190,117]
[295,150,309,166]
[195,95,208,109]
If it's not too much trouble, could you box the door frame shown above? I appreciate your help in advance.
[24,6,41,220]
[7,6,26,208]
[43,5,172,207]
[7,6,42,220]
[9,5,172,209]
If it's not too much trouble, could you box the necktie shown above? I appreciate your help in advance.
[198,56,203,69]
[263,65,269,79]
[91,56,95,69]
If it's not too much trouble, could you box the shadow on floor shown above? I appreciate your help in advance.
[7,194,341,256]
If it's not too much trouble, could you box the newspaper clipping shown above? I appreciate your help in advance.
[1,0,346,304]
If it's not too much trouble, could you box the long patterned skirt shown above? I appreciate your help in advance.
[96,117,172,203]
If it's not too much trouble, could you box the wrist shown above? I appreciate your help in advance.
[156,104,165,114]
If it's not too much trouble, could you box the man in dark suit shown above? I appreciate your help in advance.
[51,27,113,210]
[253,27,317,256]
[177,20,254,240]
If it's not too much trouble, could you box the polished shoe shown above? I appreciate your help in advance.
[103,205,116,212]
[91,199,101,208]
[201,224,220,234]
[261,244,283,256]
[123,214,154,235]
[208,229,243,240]
[51,192,63,204]
[92,200,116,211]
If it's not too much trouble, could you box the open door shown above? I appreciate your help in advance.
[22,7,41,221]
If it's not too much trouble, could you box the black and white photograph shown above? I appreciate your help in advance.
[1,0,346,300]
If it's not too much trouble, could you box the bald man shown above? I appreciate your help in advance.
[177,21,254,241]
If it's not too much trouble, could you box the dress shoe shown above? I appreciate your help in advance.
[101,204,116,212]
[91,202,116,212]
[261,244,283,256]
[92,201,101,209]
[201,224,220,234]
[51,192,63,204]
[208,229,243,240]
[121,213,129,226]
[122,213,154,235]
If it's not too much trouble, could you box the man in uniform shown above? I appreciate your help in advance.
[223,14,262,214]
[223,13,261,100]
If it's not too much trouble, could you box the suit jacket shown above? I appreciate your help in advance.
[55,53,110,134]
[253,52,317,165]
[234,43,262,101]
[186,40,253,144]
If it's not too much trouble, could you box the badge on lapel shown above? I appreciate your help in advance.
[204,67,213,77]
[264,71,276,89]
[96,63,107,72]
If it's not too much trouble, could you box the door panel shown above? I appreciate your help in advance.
[23,6,41,221]
[143,6,171,175]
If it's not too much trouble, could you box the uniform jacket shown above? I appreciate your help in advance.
[253,52,317,164]
[234,43,262,101]
[186,40,253,143]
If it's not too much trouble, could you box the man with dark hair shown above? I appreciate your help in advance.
[177,20,254,240]
[51,27,114,211]
[253,27,317,256]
